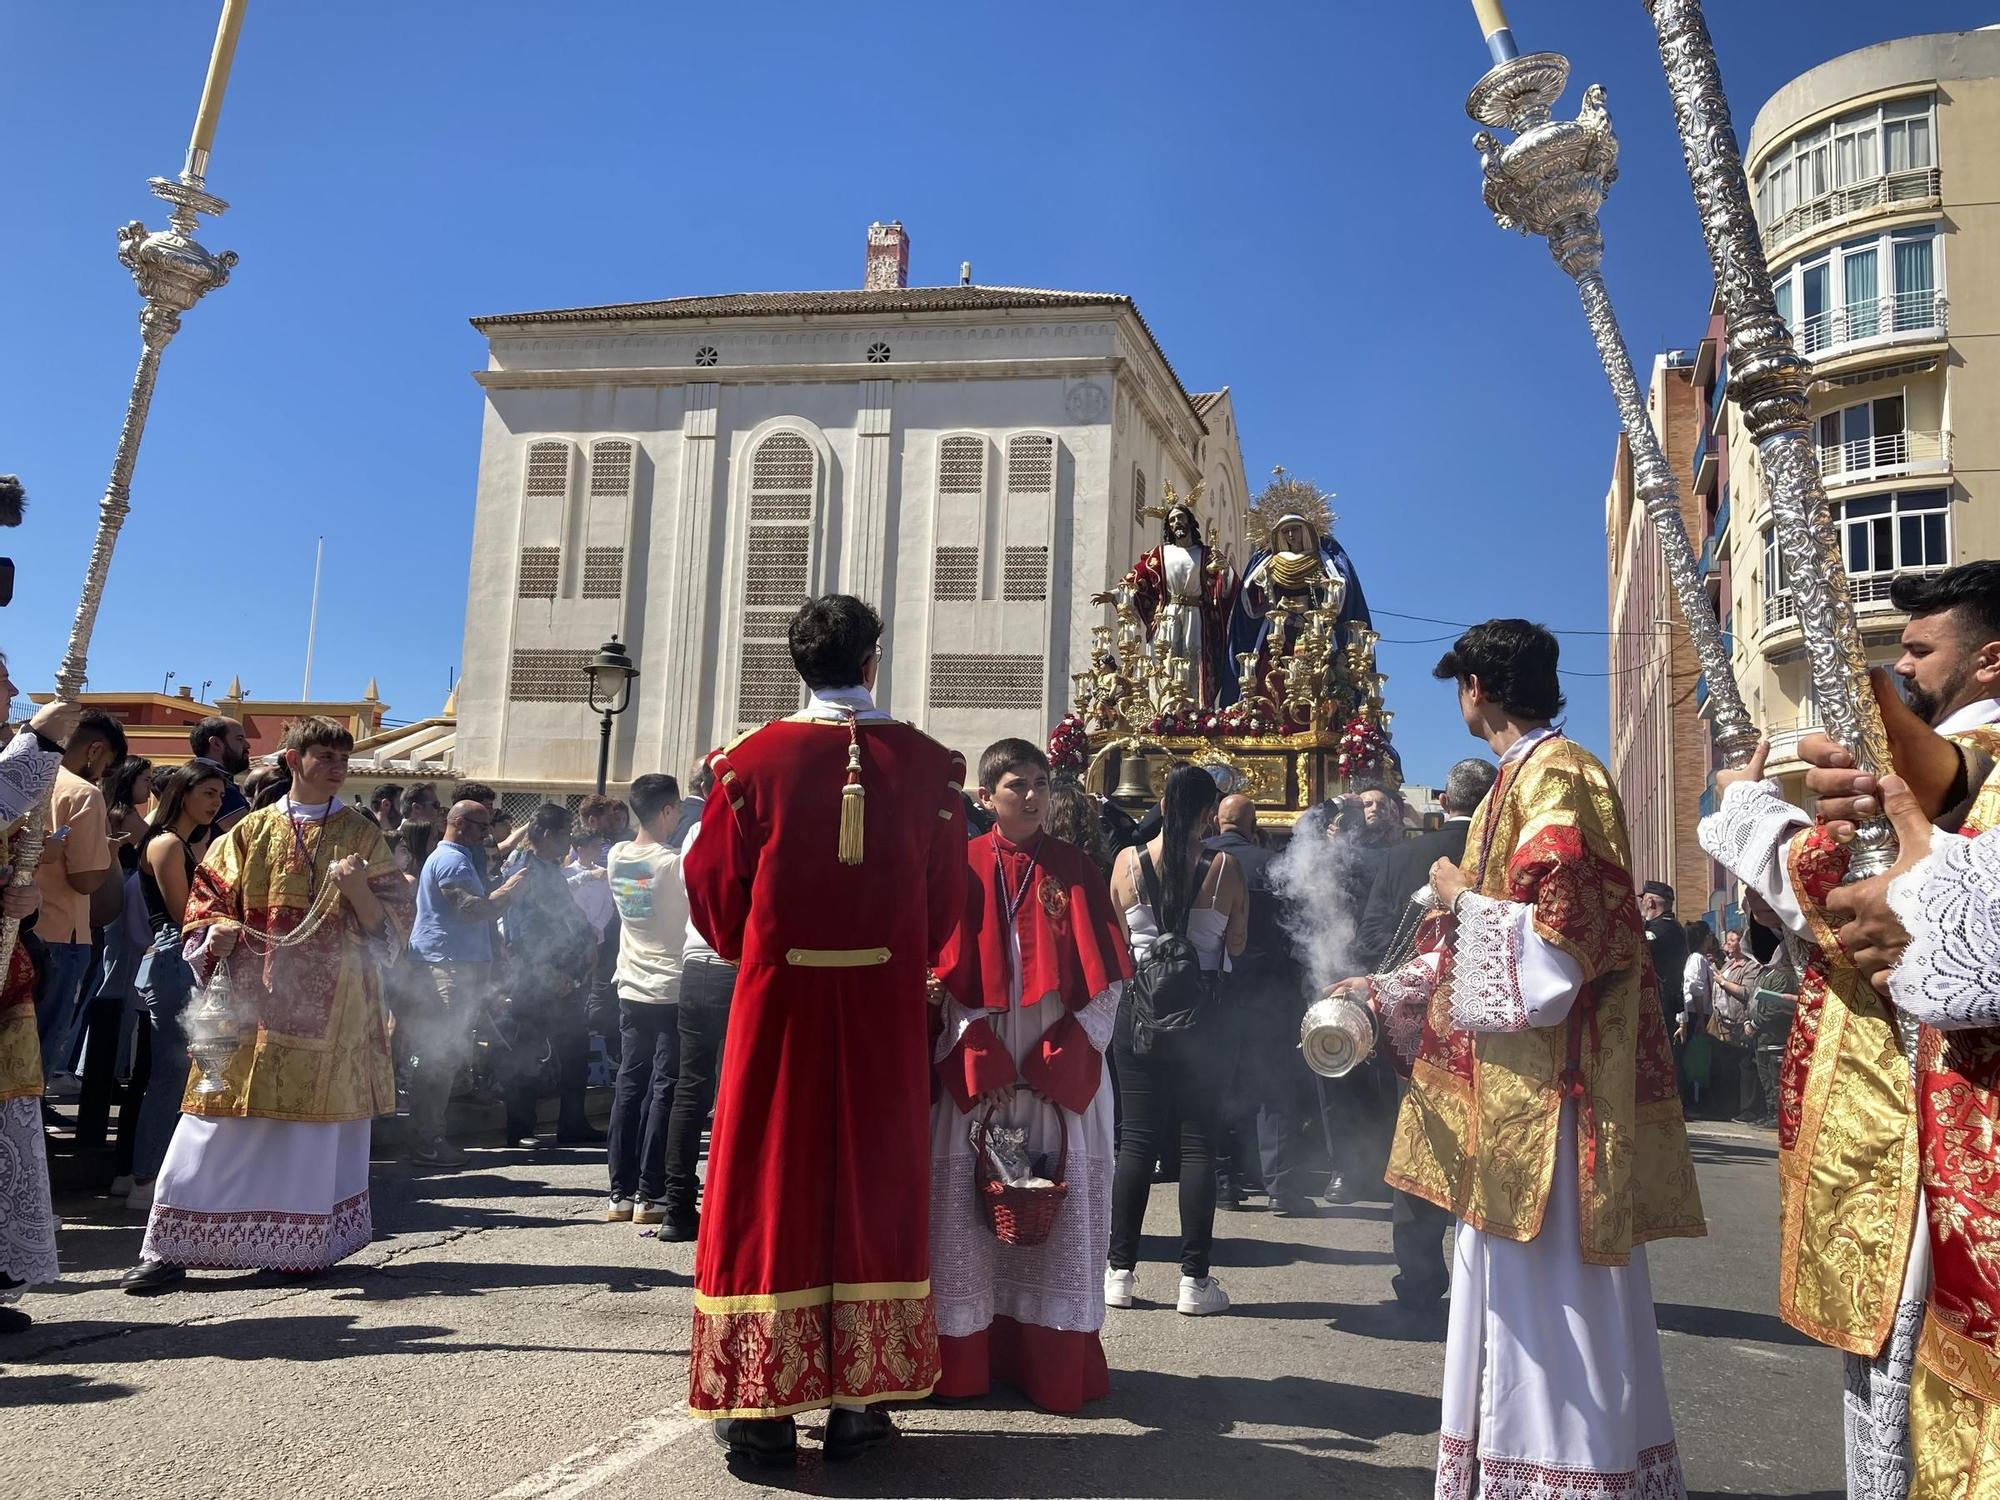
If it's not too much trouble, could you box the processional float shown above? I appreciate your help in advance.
[0,2,246,976]
[1460,0,1898,875]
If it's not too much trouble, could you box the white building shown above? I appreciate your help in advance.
[452,223,1249,790]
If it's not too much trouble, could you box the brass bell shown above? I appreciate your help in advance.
[1111,747,1159,803]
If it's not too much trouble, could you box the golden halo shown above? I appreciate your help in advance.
[1248,466,1337,552]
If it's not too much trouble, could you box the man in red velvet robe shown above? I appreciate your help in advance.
[929,738,1131,1412]
[683,595,967,1472]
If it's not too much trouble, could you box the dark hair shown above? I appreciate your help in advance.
[1047,778,1109,877]
[404,782,439,810]
[279,715,353,756]
[576,794,622,828]
[102,756,154,817]
[788,595,882,691]
[1683,918,1716,956]
[1433,618,1567,720]
[1161,503,1199,544]
[190,715,240,759]
[1891,561,2000,645]
[146,759,226,841]
[1157,764,1221,927]
[247,764,292,809]
[688,764,715,799]
[399,821,439,867]
[978,737,1049,793]
[370,783,402,811]
[451,781,497,808]
[628,773,681,827]
[72,708,128,762]
[527,802,574,843]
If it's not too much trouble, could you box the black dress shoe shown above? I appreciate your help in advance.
[509,1134,542,1149]
[0,1304,32,1333]
[121,1260,187,1296]
[1324,1174,1358,1206]
[1272,1196,1321,1219]
[713,1416,796,1469]
[823,1404,893,1462]
[658,1217,699,1244]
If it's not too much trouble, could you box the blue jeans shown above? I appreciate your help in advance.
[34,941,94,1075]
[132,932,196,1182]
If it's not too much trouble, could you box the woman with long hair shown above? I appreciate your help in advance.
[100,756,154,862]
[1046,778,1112,882]
[1103,765,1247,1317]
[121,760,228,1210]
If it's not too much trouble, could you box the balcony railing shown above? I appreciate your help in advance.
[1763,571,1932,628]
[1793,289,1947,360]
[1763,166,1942,253]
[1816,429,1950,486]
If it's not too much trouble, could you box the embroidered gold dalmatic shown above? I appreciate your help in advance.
[0,944,41,1102]
[1385,737,1704,1265]
[180,804,412,1123]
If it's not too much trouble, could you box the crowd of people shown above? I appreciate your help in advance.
[5,561,1998,1492]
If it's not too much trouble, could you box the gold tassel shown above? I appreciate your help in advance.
[837,713,865,865]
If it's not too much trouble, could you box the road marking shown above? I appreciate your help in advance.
[488,1410,705,1500]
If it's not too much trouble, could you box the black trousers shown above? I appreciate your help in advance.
[1108,1032,1228,1278]
[1389,1080,1451,1302]
[608,1000,679,1203]
[501,984,590,1141]
[662,959,735,1223]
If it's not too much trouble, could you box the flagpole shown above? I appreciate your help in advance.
[302,536,323,698]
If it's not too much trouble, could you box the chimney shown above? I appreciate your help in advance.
[864,220,909,291]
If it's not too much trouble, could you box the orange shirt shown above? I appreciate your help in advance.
[34,767,109,945]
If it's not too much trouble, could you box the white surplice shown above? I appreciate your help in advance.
[1419,728,1686,1499]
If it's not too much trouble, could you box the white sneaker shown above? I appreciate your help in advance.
[1177,1275,1230,1316]
[1104,1267,1136,1309]
[126,1179,155,1214]
[110,1174,136,1197]
[606,1196,634,1223]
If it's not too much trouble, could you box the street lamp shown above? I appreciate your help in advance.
[584,636,639,796]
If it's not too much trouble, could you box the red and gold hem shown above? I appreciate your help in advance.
[688,1280,939,1420]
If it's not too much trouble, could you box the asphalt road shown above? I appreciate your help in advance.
[1,1122,1843,1500]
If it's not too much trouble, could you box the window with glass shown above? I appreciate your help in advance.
[1754,93,1936,234]
[1762,526,1785,603]
[1773,227,1940,352]
[1838,488,1948,576]
[1817,395,1905,473]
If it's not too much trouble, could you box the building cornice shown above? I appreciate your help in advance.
[473,354,1125,391]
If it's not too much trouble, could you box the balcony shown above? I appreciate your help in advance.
[1763,166,1942,254]
[1793,289,1947,363]
[1816,429,1951,488]
[1762,572,1927,630]
[1692,420,1717,494]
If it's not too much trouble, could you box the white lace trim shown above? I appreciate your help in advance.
[1699,778,1809,895]
[1449,892,1530,1033]
[1841,1298,1921,1500]
[1887,826,2000,1030]
[0,1096,60,1289]
[929,1147,1113,1338]
[0,731,61,828]
[934,997,986,1065]
[1437,1433,1687,1500]
[1075,983,1120,1051]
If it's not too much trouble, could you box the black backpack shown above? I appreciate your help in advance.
[1123,848,1217,1057]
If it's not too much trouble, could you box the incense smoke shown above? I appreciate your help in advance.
[1269,815,1369,996]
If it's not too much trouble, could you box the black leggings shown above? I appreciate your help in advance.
[1108,1034,1227,1278]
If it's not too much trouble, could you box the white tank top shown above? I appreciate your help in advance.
[1121,849,1231,972]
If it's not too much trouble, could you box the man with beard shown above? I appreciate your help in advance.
[1889,561,2000,734]
[1094,498,1238,708]
[189,715,253,833]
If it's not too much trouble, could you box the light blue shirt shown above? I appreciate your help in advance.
[410,840,492,964]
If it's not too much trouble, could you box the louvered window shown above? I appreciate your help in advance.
[1003,546,1049,602]
[582,547,624,599]
[938,436,986,496]
[525,442,571,499]
[737,431,817,725]
[933,546,977,601]
[508,648,592,702]
[927,654,1043,709]
[1132,465,1148,524]
[1007,434,1055,495]
[590,439,634,497]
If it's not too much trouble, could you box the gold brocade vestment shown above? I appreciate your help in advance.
[1385,736,1704,1264]
[180,803,412,1123]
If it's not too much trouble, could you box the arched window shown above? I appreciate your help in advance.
[525,441,573,501]
[933,435,985,602]
[1007,434,1054,496]
[736,431,819,725]
[585,439,634,599]
[517,441,574,598]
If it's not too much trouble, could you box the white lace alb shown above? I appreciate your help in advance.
[1698,779,1813,943]
[0,1096,60,1290]
[1886,825,2000,1030]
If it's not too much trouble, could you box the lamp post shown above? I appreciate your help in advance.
[584,637,639,796]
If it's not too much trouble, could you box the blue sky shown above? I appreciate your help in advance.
[2,1,1991,786]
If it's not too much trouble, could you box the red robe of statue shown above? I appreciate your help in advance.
[928,829,1132,1411]
[683,708,967,1420]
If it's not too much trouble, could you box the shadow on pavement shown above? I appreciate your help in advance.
[1655,1300,1815,1347]
[1141,1232,1393,1271]
[1688,1136,1779,1166]
[331,1258,689,1301]
[0,1371,137,1408]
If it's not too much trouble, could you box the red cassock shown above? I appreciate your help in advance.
[682,715,967,1420]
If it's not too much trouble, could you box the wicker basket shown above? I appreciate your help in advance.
[973,1098,1070,1247]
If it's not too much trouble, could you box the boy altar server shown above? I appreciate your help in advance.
[929,738,1132,1412]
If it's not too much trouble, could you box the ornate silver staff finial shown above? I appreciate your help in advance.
[1641,0,1897,877]
[1463,43,1761,771]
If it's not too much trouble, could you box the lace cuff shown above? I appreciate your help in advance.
[0,730,61,828]
[1376,950,1441,1065]
[933,997,983,1065]
[1699,779,1811,936]
[1076,982,1121,1052]
[1886,828,2000,1030]
[1449,892,1530,1032]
